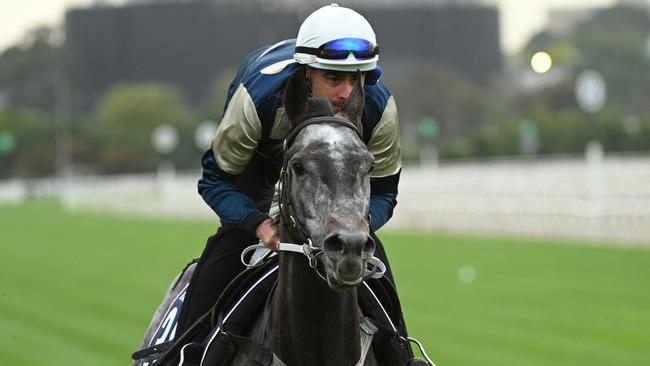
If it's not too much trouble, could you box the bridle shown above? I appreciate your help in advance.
[278,115,363,245]
[241,115,386,281]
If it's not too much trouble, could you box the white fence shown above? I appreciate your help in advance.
[391,155,650,245]
[2,154,649,245]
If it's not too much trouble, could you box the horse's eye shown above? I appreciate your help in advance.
[292,161,305,175]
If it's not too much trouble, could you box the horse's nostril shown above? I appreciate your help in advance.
[325,232,373,258]
[324,234,344,254]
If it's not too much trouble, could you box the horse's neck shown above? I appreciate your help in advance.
[271,251,361,366]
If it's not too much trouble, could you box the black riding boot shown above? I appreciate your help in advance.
[175,226,256,334]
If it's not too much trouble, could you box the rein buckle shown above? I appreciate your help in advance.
[302,240,320,269]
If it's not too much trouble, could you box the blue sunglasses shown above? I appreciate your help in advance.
[295,38,379,60]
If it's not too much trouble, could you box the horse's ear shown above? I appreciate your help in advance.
[340,70,365,129]
[283,67,309,124]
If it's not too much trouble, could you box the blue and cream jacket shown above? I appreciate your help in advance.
[198,39,402,235]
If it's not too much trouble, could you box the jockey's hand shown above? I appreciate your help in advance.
[256,218,280,252]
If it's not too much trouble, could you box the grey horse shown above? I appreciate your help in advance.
[260,70,378,365]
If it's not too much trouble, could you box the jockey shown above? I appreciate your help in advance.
[178,3,414,360]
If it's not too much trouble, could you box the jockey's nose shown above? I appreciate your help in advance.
[338,81,355,100]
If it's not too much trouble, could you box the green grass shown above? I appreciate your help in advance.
[1,201,649,366]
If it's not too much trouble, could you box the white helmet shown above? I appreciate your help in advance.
[294,4,379,72]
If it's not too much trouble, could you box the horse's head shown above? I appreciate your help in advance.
[280,68,375,291]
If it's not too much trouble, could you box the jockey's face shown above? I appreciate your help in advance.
[305,67,365,113]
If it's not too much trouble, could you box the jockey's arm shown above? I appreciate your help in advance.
[198,83,272,237]
[367,95,402,231]
[198,150,270,234]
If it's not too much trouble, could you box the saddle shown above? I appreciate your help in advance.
[132,256,414,366]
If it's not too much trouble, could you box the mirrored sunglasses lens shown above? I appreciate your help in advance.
[320,38,375,60]
[321,48,350,59]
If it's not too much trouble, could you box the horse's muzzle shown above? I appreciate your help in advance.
[323,231,375,288]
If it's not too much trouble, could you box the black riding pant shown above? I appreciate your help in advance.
[176,226,408,340]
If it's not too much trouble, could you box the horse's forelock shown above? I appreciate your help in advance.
[307,97,335,117]
[290,97,336,128]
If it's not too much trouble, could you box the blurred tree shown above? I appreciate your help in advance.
[519,76,578,112]
[386,61,507,139]
[384,61,508,161]
[0,26,65,112]
[93,82,193,173]
[479,3,650,160]
[198,67,236,123]
[0,108,56,178]
[573,5,650,115]
[450,106,650,159]
[520,31,579,69]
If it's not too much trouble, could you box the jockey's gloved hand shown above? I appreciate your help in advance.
[256,218,280,252]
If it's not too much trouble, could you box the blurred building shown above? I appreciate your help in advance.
[65,0,501,110]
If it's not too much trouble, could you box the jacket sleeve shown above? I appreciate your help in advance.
[367,96,402,231]
[197,83,270,235]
